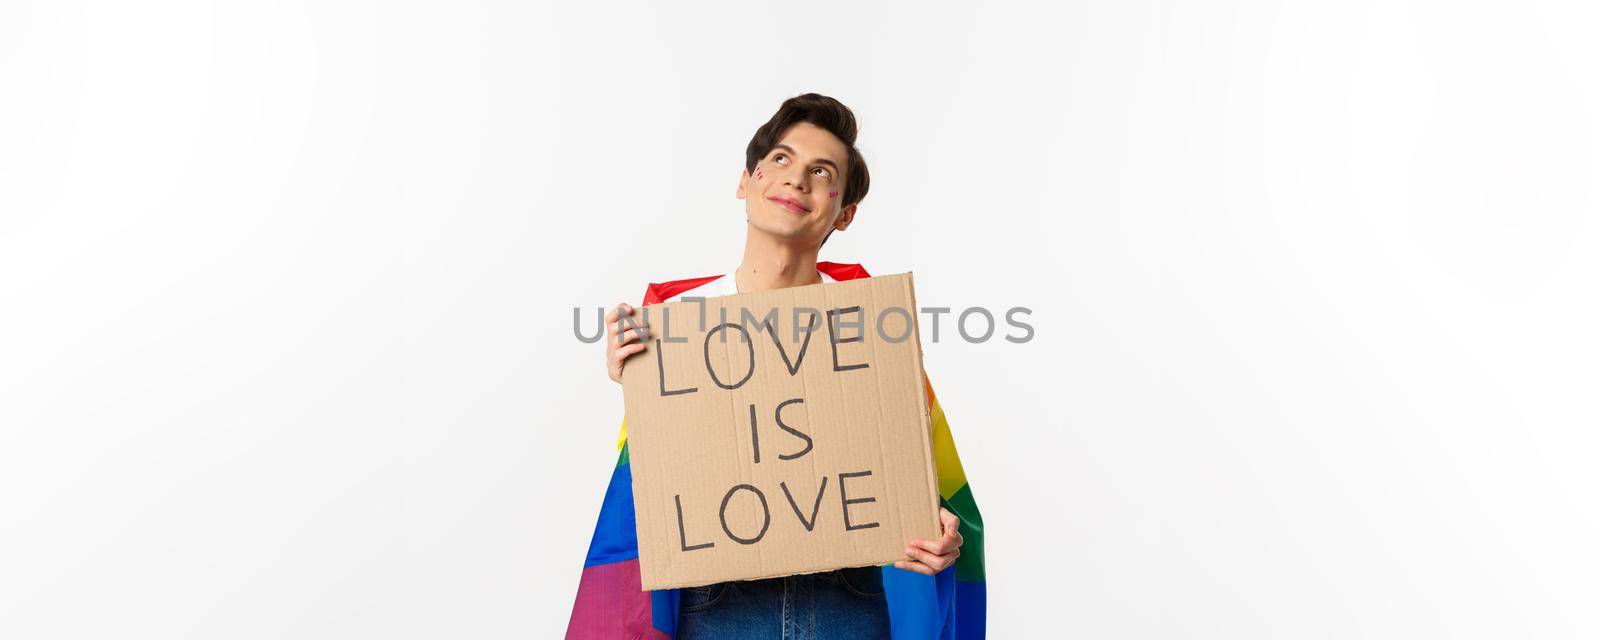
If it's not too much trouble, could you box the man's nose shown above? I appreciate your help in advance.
[783,169,808,192]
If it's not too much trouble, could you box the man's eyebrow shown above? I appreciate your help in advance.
[773,144,841,171]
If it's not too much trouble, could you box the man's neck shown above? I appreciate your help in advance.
[734,228,823,294]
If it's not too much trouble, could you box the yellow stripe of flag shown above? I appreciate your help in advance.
[925,377,969,499]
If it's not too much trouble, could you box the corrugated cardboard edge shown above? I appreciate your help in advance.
[902,272,944,546]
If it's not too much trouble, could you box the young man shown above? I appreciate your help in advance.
[568,94,985,639]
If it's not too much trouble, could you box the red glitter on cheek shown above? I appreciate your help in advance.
[827,191,839,198]
[754,168,764,181]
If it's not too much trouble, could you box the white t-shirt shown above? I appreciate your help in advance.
[664,267,838,303]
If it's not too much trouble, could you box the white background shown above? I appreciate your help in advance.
[3,1,1597,638]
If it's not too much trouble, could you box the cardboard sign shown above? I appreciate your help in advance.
[620,273,941,590]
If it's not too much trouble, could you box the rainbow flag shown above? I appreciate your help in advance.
[565,262,986,639]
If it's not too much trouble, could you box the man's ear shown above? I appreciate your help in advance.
[736,169,749,200]
[833,203,857,231]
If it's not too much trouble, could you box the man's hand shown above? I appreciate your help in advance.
[605,302,650,384]
[896,508,963,576]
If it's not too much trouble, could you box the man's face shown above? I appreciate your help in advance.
[737,122,856,246]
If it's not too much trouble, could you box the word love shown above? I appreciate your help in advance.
[674,470,880,550]
[652,306,869,398]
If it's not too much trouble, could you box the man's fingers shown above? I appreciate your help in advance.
[604,304,641,384]
[893,560,935,576]
[616,324,649,345]
[608,341,646,382]
[904,545,943,567]
[609,343,646,372]
[940,508,960,533]
[908,513,963,556]
[910,538,953,556]
[938,509,964,547]
[940,522,963,547]
[612,342,646,362]
[606,304,642,335]
[613,317,649,344]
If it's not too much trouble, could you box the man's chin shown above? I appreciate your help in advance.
[747,220,822,245]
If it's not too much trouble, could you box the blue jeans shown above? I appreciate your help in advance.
[677,567,891,639]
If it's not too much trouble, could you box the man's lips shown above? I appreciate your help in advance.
[767,195,810,214]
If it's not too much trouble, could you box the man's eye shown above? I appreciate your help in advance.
[812,167,831,179]
[774,154,787,164]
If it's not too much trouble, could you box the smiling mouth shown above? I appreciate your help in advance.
[768,196,810,214]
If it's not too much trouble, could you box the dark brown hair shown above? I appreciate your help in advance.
[745,93,870,207]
